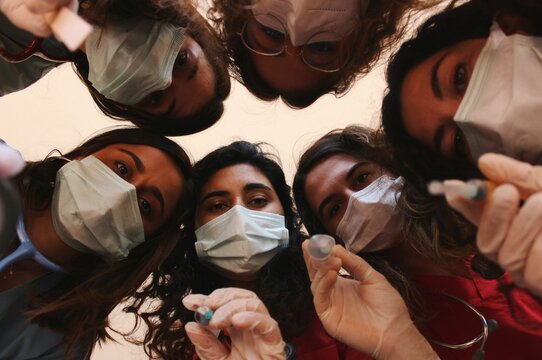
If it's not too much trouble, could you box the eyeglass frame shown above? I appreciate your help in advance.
[238,13,356,73]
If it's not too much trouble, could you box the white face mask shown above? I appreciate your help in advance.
[336,176,404,253]
[52,156,145,261]
[194,205,289,280]
[251,0,363,46]
[455,23,542,164]
[86,16,185,105]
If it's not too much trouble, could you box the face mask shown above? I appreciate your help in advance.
[251,0,363,46]
[455,22,542,164]
[194,205,289,280]
[86,16,186,105]
[51,156,145,261]
[336,176,404,253]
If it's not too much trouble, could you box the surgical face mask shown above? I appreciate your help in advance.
[251,0,363,47]
[86,16,186,105]
[52,156,145,261]
[454,23,542,164]
[336,176,404,253]
[194,205,289,280]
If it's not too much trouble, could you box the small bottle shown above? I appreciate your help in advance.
[308,234,335,260]
[194,305,213,326]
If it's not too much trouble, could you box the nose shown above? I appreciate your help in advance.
[284,40,303,57]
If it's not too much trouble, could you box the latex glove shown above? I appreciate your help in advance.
[446,153,542,297]
[183,288,286,360]
[302,240,438,360]
[0,0,76,37]
[0,141,25,177]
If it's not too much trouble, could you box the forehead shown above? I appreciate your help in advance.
[305,153,361,190]
[199,163,274,194]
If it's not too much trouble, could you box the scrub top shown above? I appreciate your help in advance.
[0,13,69,97]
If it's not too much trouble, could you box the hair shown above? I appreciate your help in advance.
[14,127,192,359]
[292,126,498,316]
[70,0,231,136]
[132,141,313,359]
[381,0,542,181]
[208,0,437,108]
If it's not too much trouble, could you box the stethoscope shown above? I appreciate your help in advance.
[428,292,498,360]
[0,36,72,63]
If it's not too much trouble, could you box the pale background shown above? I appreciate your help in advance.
[0,2,398,356]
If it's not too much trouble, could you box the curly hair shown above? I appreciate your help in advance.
[12,128,192,359]
[131,141,313,359]
[71,0,231,136]
[207,0,438,108]
[381,0,542,180]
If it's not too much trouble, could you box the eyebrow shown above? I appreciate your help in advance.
[119,148,165,215]
[431,52,448,99]
[199,190,228,205]
[317,161,368,221]
[244,183,272,192]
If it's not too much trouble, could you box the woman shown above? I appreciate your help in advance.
[208,0,435,108]
[0,127,191,359]
[381,0,542,179]
[0,0,231,135]
[293,126,542,359]
[133,141,371,360]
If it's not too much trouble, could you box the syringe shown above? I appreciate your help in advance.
[428,179,494,201]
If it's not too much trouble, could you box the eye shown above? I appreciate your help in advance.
[208,202,228,212]
[353,173,369,188]
[144,90,165,107]
[328,202,342,219]
[306,42,335,53]
[115,161,129,178]
[174,50,188,69]
[453,128,469,159]
[139,198,152,215]
[453,64,468,94]
[259,24,285,40]
[249,196,269,207]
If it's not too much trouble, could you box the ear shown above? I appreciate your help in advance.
[495,12,534,36]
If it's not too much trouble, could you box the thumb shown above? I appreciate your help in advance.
[479,153,542,199]
[333,245,379,284]
[232,312,284,345]
[185,322,228,360]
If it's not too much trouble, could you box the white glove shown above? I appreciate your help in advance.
[302,240,438,360]
[0,0,76,37]
[0,142,25,177]
[446,153,542,297]
[182,288,286,360]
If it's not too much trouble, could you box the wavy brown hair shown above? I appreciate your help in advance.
[14,128,192,359]
[207,0,438,108]
[70,0,231,136]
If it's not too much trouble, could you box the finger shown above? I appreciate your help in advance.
[333,245,381,284]
[182,294,209,311]
[205,287,258,309]
[476,184,520,260]
[523,231,542,297]
[25,0,71,14]
[444,180,485,225]
[231,311,284,346]
[310,255,341,294]
[185,322,228,360]
[312,269,340,319]
[498,193,542,276]
[10,9,53,37]
[479,153,542,199]
[302,240,316,281]
[210,297,269,329]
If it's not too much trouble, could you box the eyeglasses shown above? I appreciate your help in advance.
[239,14,351,73]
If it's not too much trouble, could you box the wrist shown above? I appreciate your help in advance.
[378,323,439,360]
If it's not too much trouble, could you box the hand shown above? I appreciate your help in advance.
[0,0,76,37]
[446,153,542,297]
[183,288,286,360]
[302,240,438,360]
[0,141,24,177]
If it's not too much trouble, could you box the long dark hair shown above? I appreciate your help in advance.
[381,0,542,181]
[71,0,231,136]
[132,141,313,359]
[15,127,191,358]
[208,0,437,108]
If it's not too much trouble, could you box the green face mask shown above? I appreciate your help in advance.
[86,16,186,105]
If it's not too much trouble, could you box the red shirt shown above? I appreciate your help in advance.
[291,310,373,360]
[413,261,542,359]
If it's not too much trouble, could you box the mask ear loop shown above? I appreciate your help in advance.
[0,217,68,274]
